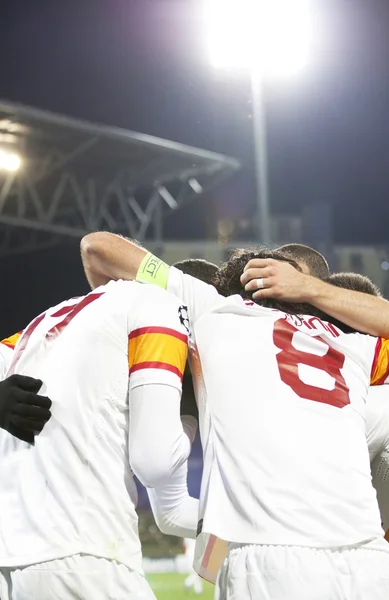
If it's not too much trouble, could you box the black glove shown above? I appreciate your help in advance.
[0,375,52,444]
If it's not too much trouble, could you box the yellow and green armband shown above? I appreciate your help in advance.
[136,252,170,289]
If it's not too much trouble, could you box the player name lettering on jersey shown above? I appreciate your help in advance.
[282,313,340,338]
[241,300,340,339]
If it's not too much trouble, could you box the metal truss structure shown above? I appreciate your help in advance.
[0,101,240,256]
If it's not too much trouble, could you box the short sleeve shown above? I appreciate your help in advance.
[128,288,189,391]
[167,267,221,326]
[371,338,389,385]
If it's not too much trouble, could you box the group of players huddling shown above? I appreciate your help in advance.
[0,233,389,599]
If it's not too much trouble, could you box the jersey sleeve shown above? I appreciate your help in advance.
[371,338,389,385]
[0,332,22,380]
[1,332,22,351]
[147,460,199,539]
[128,289,189,391]
[167,267,221,326]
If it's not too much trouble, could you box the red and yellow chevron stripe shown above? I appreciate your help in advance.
[1,331,22,351]
[129,326,188,380]
[371,338,389,385]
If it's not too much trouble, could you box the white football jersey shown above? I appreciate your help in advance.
[194,387,389,584]
[366,386,389,537]
[167,268,389,550]
[0,333,20,380]
[0,279,188,569]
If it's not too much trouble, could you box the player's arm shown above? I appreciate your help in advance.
[129,385,197,488]
[241,258,389,338]
[128,290,195,487]
[81,232,147,289]
[147,466,199,539]
[81,231,220,324]
[146,419,199,539]
[142,375,199,538]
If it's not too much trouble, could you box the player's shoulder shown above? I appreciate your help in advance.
[1,331,23,351]
[339,330,378,350]
[0,340,14,360]
[96,279,147,302]
[103,278,185,312]
[138,285,188,324]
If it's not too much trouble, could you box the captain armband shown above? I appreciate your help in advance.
[136,252,170,289]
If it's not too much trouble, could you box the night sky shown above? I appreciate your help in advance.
[1,0,389,332]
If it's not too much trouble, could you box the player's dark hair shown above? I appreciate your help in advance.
[212,247,364,334]
[277,243,330,280]
[213,246,315,314]
[173,258,219,286]
[327,272,381,297]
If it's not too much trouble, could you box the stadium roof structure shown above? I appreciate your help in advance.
[0,100,240,256]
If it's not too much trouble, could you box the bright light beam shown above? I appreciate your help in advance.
[0,150,21,172]
[205,0,312,77]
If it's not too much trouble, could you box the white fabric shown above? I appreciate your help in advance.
[0,344,12,381]
[184,538,204,593]
[0,554,156,600]
[192,387,389,585]
[147,460,199,539]
[129,385,192,488]
[129,382,199,538]
[366,387,389,534]
[366,387,389,462]
[167,267,385,549]
[146,415,199,539]
[371,450,389,537]
[0,280,188,570]
[215,543,389,600]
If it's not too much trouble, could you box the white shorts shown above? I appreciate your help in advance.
[0,554,156,600]
[215,543,389,600]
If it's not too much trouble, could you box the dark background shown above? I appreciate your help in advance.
[1,0,389,332]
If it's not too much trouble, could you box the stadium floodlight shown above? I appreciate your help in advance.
[206,0,312,76]
[205,0,312,243]
[0,150,21,172]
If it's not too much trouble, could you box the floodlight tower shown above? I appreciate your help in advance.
[205,0,312,244]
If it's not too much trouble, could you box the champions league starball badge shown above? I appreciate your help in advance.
[178,305,190,335]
